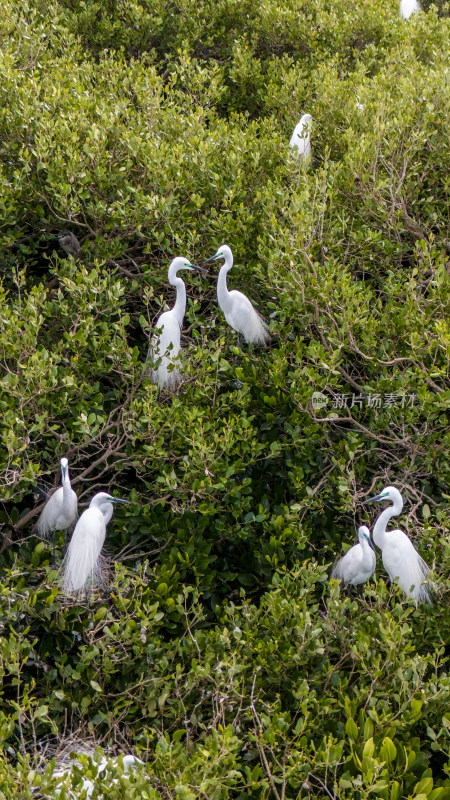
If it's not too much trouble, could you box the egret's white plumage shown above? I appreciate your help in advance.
[50,746,143,799]
[331,525,376,586]
[63,492,129,596]
[150,256,207,390]
[289,113,312,162]
[205,245,270,345]
[364,486,431,604]
[400,0,420,19]
[37,458,78,539]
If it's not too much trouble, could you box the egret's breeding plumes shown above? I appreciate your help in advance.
[37,458,78,548]
[400,0,420,19]
[364,486,431,604]
[149,257,207,390]
[289,113,312,162]
[56,230,81,258]
[205,244,270,346]
[331,525,376,586]
[63,492,129,596]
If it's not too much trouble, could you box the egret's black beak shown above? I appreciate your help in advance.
[111,498,131,505]
[204,253,219,264]
[363,493,385,504]
[368,538,375,551]
[191,265,208,273]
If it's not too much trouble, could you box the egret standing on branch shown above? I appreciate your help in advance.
[400,0,421,19]
[331,525,376,587]
[289,114,312,162]
[63,492,130,597]
[205,245,270,346]
[364,486,431,604]
[149,257,207,390]
[37,458,78,560]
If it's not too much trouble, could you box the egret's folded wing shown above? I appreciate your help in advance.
[63,510,105,593]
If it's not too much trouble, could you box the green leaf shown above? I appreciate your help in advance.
[346,718,358,740]
[390,781,402,800]
[380,737,397,763]
[363,737,374,758]
[414,778,433,796]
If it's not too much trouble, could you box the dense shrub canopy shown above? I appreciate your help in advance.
[0,0,449,797]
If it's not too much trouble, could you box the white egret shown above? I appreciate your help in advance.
[204,244,270,346]
[331,525,376,586]
[37,458,78,560]
[149,256,207,390]
[400,0,421,19]
[364,486,431,604]
[289,113,312,162]
[50,750,144,798]
[63,492,130,596]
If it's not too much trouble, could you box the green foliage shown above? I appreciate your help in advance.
[0,0,449,796]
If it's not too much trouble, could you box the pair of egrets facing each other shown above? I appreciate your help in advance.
[332,486,432,605]
[150,244,271,390]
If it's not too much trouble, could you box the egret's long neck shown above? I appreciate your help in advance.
[217,261,233,314]
[101,504,114,526]
[373,500,401,548]
[171,276,187,326]
[61,472,73,510]
[360,538,372,557]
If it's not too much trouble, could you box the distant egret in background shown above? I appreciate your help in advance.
[37,458,77,560]
[205,245,270,346]
[289,113,312,162]
[364,486,431,604]
[57,231,81,258]
[149,257,207,390]
[63,492,130,596]
[50,748,144,798]
[331,525,376,586]
[400,0,420,18]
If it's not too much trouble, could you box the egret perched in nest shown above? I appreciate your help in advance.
[205,245,270,346]
[289,113,312,162]
[331,525,376,586]
[364,486,431,604]
[37,458,78,559]
[149,256,207,390]
[41,740,144,799]
[63,492,129,597]
[400,0,420,19]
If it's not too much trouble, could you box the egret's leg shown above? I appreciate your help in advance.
[51,532,57,569]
